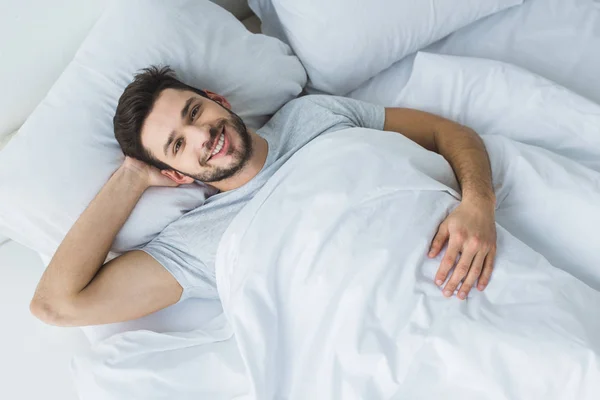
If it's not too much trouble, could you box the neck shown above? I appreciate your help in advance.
[211,131,268,192]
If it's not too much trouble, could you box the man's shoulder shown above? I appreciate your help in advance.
[263,95,340,130]
[292,94,341,108]
[276,94,339,115]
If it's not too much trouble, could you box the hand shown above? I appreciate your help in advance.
[120,156,180,188]
[428,198,497,300]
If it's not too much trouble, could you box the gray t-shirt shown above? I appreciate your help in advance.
[142,95,385,300]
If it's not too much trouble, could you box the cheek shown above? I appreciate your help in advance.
[172,154,195,174]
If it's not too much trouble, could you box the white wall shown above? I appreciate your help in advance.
[0,240,89,400]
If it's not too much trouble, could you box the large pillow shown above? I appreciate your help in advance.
[0,0,306,258]
[249,0,522,95]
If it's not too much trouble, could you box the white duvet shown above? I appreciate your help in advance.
[73,54,600,399]
[216,126,600,399]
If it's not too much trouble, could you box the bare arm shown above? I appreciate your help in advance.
[383,108,495,203]
[383,108,497,299]
[30,158,183,326]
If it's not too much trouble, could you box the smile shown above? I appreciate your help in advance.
[211,132,225,156]
[207,126,230,162]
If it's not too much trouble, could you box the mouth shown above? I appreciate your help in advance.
[206,125,228,162]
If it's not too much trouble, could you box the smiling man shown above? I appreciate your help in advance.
[30,66,497,326]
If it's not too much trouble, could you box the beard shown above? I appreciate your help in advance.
[183,108,253,183]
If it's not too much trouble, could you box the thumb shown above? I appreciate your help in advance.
[429,222,449,258]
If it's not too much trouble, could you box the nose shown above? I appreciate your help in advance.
[182,124,212,153]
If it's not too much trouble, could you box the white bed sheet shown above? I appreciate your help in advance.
[351,0,600,105]
[0,241,88,400]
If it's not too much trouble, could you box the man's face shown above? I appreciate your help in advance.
[141,88,252,183]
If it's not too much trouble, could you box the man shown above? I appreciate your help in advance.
[30,67,497,327]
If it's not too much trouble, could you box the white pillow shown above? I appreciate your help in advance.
[0,0,306,258]
[249,0,522,95]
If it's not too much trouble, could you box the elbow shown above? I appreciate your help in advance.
[29,296,76,327]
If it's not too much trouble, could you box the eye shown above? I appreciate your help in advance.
[174,138,183,154]
[190,105,200,120]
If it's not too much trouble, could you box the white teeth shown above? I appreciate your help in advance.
[211,133,225,156]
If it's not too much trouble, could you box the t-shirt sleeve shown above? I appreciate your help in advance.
[305,95,386,130]
[141,226,219,301]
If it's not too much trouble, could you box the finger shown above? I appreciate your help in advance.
[429,223,449,258]
[477,247,496,291]
[435,237,461,287]
[443,249,475,297]
[458,252,486,300]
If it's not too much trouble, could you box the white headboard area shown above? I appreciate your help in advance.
[0,0,257,150]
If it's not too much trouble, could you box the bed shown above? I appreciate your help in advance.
[1,0,599,399]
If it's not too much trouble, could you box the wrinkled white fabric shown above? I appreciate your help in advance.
[216,127,600,399]
[351,53,600,173]
[72,314,250,400]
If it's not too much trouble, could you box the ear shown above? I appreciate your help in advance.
[204,90,231,110]
[161,169,195,185]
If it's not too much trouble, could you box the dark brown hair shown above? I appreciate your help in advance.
[113,66,208,170]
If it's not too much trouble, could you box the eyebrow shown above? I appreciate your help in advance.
[163,130,177,157]
[163,96,197,156]
[181,96,196,119]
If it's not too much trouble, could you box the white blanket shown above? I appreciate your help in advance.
[215,127,600,399]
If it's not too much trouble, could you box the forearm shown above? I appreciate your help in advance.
[383,107,495,205]
[433,121,495,205]
[34,167,148,301]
